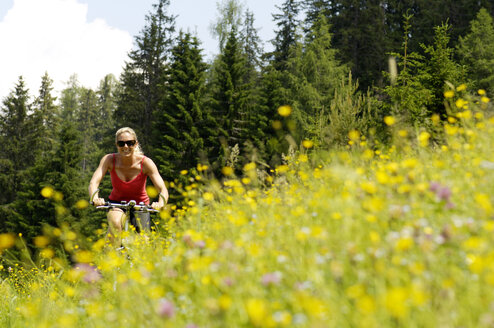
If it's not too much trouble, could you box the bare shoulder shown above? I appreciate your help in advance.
[101,153,114,169]
[142,156,158,174]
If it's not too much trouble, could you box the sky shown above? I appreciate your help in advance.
[0,0,282,101]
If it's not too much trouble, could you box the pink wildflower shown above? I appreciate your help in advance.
[158,298,175,318]
[261,272,282,286]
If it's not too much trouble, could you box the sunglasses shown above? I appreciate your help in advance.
[117,140,136,147]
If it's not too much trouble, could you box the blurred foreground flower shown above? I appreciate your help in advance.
[278,105,292,117]
[157,299,175,318]
[146,185,158,198]
[444,90,454,98]
[418,131,430,147]
[0,233,15,250]
[246,298,268,326]
[302,140,314,149]
[429,181,454,209]
[384,116,396,126]
[41,186,54,198]
[262,271,282,286]
[75,199,89,209]
[74,263,101,283]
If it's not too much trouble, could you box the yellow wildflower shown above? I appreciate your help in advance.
[443,90,454,98]
[278,105,292,117]
[41,186,54,198]
[0,233,15,249]
[33,236,50,248]
[348,130,360,141]
[222,166,234,176]
[385,287,409,318]
[418,131,430,147]
[246,298,268,326]
[384,116,396,126]
[302,140,314,148]
[455,98,468,109]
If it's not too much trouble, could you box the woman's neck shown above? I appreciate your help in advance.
[118,153,136,166]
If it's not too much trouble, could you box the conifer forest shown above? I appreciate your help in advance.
[1,0,494,244]
[4,1,494,326]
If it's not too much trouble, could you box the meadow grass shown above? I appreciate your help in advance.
[1,90,494,327]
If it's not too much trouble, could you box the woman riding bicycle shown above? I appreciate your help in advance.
[88,127,169,247]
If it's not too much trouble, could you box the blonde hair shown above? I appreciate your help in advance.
[115,127,143,154]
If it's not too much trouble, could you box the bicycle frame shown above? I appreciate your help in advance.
[95,200,159,233]
[95,200,159,213]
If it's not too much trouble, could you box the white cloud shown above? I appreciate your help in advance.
[0,0,133,100]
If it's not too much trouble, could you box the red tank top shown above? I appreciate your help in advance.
[109,154,149,204]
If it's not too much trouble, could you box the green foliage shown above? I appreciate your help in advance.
[309,74,382,147]
[31,72,60,160]
[209,27,250,170]
[322,0,390,89]
[457,8,494,94]
[153,32,212,182]
[304,1,493,90]
[59,74,80,122]
[270,0,301,71]
[383,16,463,127]
[421,23,464,117]
[284,15,349,142]
[11,120,94,249]
[2,91,494,327]
[257,66,290,166]
[0,77,33,205]
[241,9,263,81]
[210,0,244,51]
[303,0,331,33]
[116,0,176,151]
[4,0,494,264]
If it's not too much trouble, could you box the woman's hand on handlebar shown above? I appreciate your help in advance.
[151,202,162,211]
[92,197,106,206]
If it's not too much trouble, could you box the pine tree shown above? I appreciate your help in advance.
[270,0,301,72]
[46,121,90,232]
[96,74,119,144]
[153,32,211,180]
[383,14,434,126]
[239,9,268,164]
[303,0,331,33]
[286,14,348,141]
[457,8,494,93]
[59,74,81,122]
[14,120,95,242]
[320,0,389,89]
[421,23,464,117]
[407,0,493,52]
[210,27,250,169]
[31,72,59,160]
[77,88,100,179]
[7,74,61,240]
[258,65,289,166]
[0,77,33,204]
[116,0,176,152]
[241,9,263,75]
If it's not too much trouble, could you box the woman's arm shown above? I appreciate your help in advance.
[144,157,169,209]
[88,154,111,205]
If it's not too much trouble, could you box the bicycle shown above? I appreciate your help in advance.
[94,200,160,233]
[92,200,161,253]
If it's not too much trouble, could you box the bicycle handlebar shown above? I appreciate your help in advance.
[94,200,159,213]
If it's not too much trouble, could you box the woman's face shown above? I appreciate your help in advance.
[116,132,137,156]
